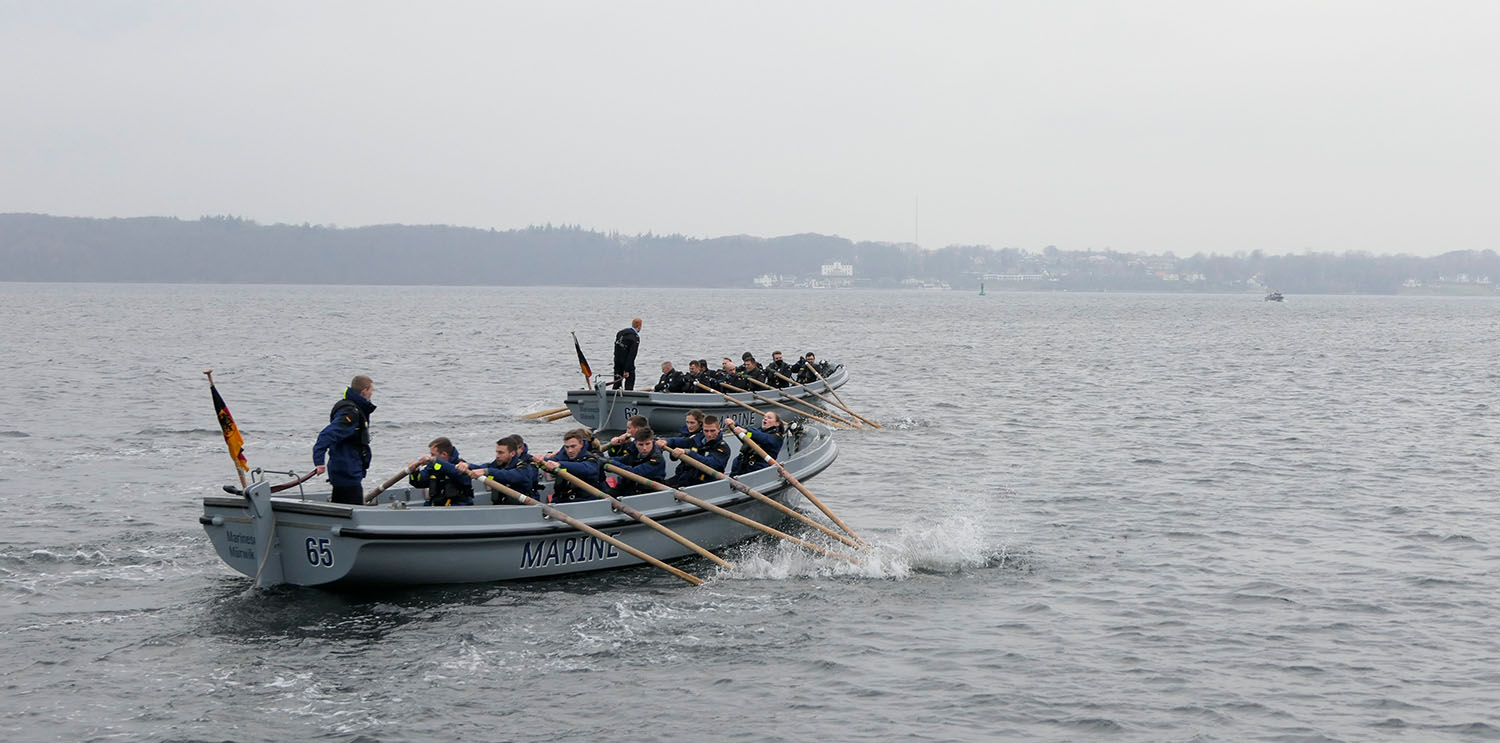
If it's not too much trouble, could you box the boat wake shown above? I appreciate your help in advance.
[716,506,1017,581]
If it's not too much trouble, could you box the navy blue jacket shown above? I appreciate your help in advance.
[312,388,376,487]
[667,433,731,487]
[470,444,541,503]
[731,424,784,476]
[610,443,666,495]
[544,446,605,502]
[613,327,640,369]
[665,430,704,450]
[410,449,474,506]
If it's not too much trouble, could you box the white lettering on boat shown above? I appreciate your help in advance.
[520,534,621,569]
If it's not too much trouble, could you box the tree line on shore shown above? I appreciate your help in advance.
[1,213,1495,294]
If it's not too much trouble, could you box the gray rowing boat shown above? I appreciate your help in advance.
[564,363,849,433]
[200,422,839,587]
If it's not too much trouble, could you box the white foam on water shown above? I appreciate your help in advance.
[715,500,1008,581]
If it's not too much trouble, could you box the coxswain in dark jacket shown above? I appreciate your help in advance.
[729,414,785,476]
[540,431,605,503]
[654,363,689,393]
[664,418,731,488]
[467,435,541,504]
[608,429,666,496]
[313,382,377,503]
[612,319,642,390]
[408,438,473,507]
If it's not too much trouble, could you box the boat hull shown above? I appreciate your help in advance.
[563,364,848,433]
[201,423,838,587]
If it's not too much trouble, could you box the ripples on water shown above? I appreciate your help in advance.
[1,284,1497,742]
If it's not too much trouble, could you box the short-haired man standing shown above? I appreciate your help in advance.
[313,375,376,505]
[612,317,642,390]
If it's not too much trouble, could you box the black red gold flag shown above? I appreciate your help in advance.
[571,331,593,384]
[211,383,250,482]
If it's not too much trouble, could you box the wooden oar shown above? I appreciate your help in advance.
[477,476,704,586]
[717,381,852,429]
[522,406,570,419]
[809,365,883,428]
[726,421,866,546]
[747,376,862,428]
[541,409,574,422]
[771,370,877,429]
[692,381,773,418]
[269,469,319,493]
[363,466,413,505]
[544,465,733,569]
[603,463,859,564]
[665,447,865,550]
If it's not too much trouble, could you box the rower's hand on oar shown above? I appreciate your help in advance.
[314,464,327,475]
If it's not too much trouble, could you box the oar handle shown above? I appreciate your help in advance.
[363,466,412,505]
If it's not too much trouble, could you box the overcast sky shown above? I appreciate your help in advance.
[2,1,1495,256]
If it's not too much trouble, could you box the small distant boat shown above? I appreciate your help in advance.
[1265,291,1284,302]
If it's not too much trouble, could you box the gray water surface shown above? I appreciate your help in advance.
[1,284,1497,742]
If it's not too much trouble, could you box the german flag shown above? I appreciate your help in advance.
[211,383,250,477]
[571,331,593,384]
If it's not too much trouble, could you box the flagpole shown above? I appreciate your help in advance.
[204,369,249,488]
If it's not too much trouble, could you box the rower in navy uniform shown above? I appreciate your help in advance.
[534,428,605,502]
[790,351,829,384]
[408,436,474,507]
[697,359,726,392]
[462,434,541,504]
[659,415,731,488]
[765,351,794,388]
[727,411,785,476]
[654,360,689,393]
[604,415,650,458]
[608,427,666,496]
[739,353,768,387]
